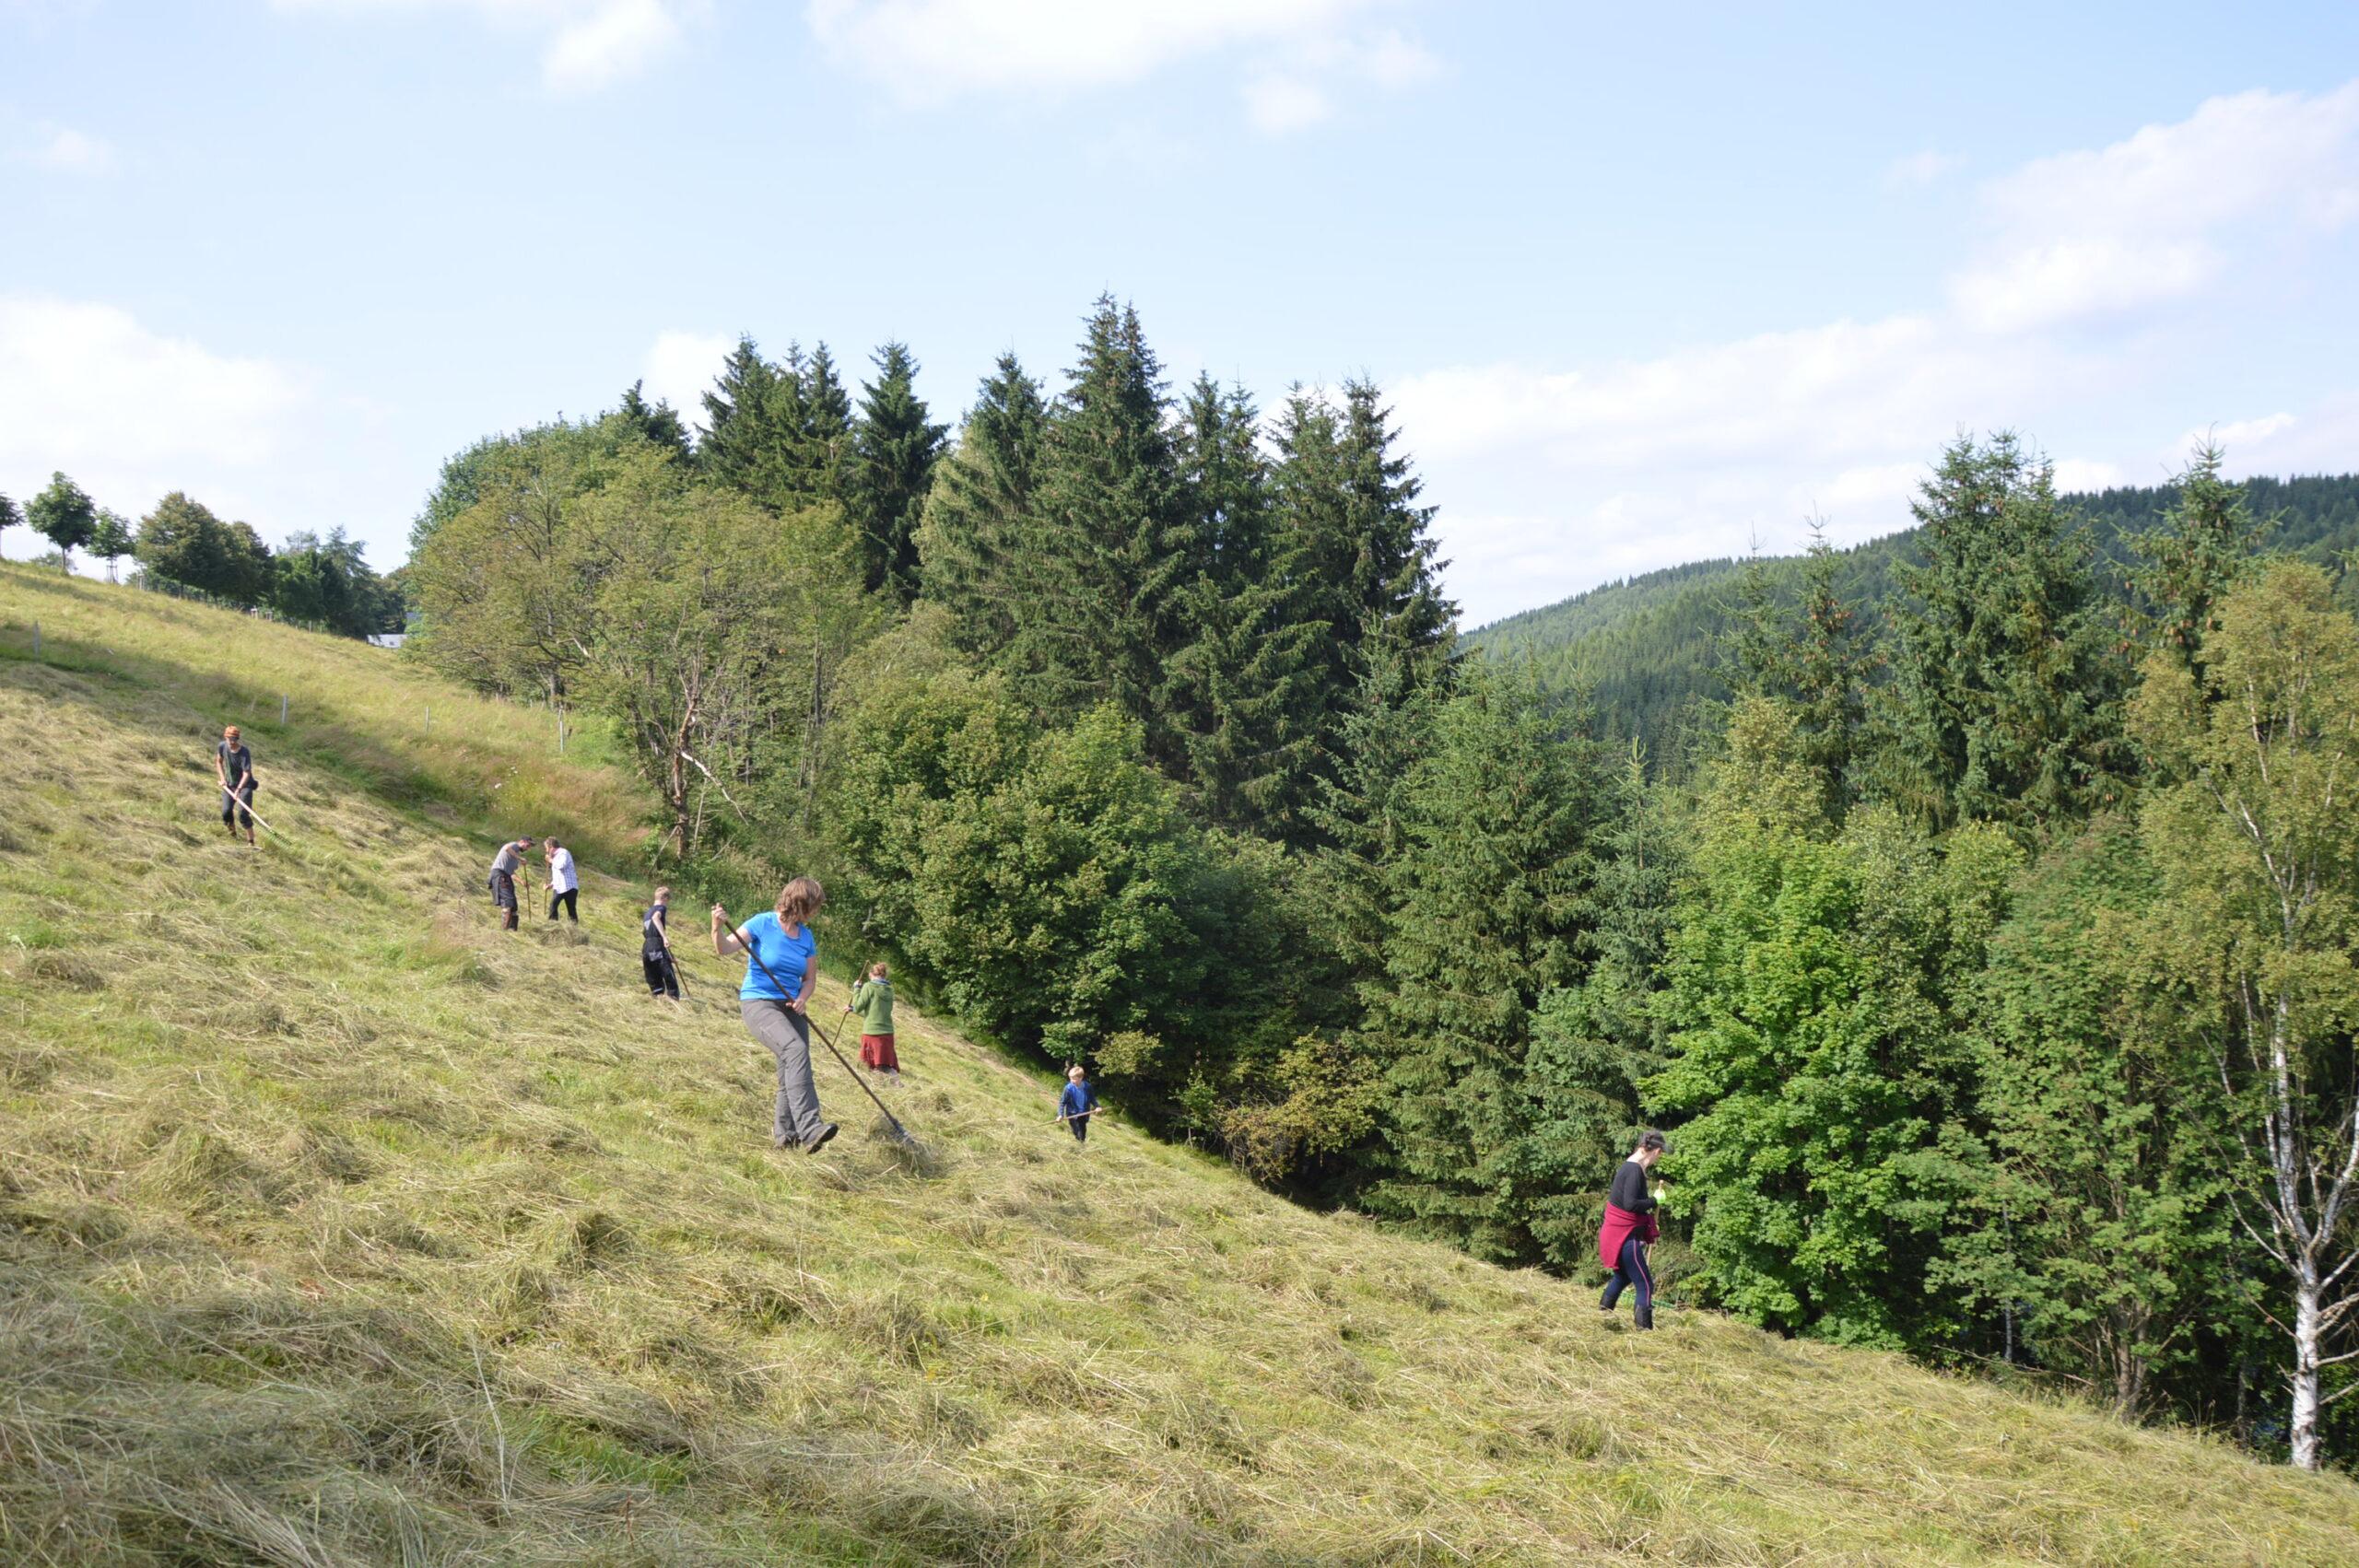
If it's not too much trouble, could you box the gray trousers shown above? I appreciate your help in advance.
[741,1000,824,1147]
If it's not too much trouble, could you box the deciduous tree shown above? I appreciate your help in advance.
[2130,561,2359,1469]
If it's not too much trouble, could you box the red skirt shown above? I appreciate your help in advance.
[860,1033,898,1071]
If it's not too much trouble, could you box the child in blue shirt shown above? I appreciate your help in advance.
[1058,1064,1098,1143]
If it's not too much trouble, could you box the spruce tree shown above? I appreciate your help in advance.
[698,336,787,500]
[1362,661,1600,1264]
[1730,523,1871,819]
[1266,390,1356,746]
[1874,432,2129,834]
[27,472,97,573]
[1161,376,1326,837]
[1521,742,1687,1267]
[1267,383,1460,789]
[848,342,948,604]
[617,380,691,459]
[2131,439,2263,678]
[796,343,854,506]
[1015,297,1191,745]
[1303,629,1444,979]
[914,353,1050,661]
[1338,379,1455,657]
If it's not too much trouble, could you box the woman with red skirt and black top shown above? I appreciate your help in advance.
[1598,1131,1666,1329]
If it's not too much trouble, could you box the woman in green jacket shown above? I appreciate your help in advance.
[850,962,899,1082]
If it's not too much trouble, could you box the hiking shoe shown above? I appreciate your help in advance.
[803,1123,839,1154]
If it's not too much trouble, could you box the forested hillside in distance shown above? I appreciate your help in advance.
[1472,472,2359,761]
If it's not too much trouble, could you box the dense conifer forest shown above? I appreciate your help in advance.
[1473,473,2359,762]
[389,296,2359,1472]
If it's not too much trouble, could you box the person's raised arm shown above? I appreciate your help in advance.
[711,904,746,958]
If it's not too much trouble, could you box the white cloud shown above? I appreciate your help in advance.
[542,0,682,91]
[18,123,115,174]
[640,329,734,432]
[2180,412,2297,455]
[1242,73,1331,134]
[1952,81,2359,332]
[1884,149,1962,188]
[272,0,694,93]
[0,295,311,548]
[1355,28,1438,89]
[2050,457,2126,493]
[1399,79,2359,626]
[1951,237,2219,334]
[804,0,1434,131]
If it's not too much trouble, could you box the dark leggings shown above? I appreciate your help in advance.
[548,888,578,922]
[643,954,678,998]
[1601,1235,1654,1328]
[221,785,254,828]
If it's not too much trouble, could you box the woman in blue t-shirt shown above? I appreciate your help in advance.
[712,876,838,1153]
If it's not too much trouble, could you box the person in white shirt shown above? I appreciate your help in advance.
[542,837,580,923]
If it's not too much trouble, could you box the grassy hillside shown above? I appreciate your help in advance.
[1471,473,2359,758]
[5,565,2358,1565]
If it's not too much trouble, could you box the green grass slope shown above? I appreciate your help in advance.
[4,565,2357,1566]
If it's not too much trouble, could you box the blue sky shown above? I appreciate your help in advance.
[6,1,2357,626]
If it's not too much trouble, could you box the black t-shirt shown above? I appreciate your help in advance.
[217,743,253,790]
[642,904,670,960]
[1608,1158,1656,1215]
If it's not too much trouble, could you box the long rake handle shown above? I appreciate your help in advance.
[720,907,914,1144]
[218,780,276,836]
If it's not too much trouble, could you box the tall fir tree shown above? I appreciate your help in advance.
[1943,818,2236,1415]
[848,342,948,604]
[698,336,790,502]
[1161,376,1327,837]
[1013,296,1191,750]
[1266,388,1352,682]
[617,380,692,459]
[1361,661,1601,1264]
[1266,382,1460,795]
[1729,523,1872,820]
[2130,439,2263,679]
[1873,432,2129,834]
[1521,741,1687,1267]
[797,343,854,506]
[1302,630,1447,979]
[1337,379,1456,657]
[915,353,1050,661]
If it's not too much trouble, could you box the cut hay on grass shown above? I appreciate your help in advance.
[4,565,2359,1564]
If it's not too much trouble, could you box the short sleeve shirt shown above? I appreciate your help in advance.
[217,743,252,786]
[736,912,817,1002]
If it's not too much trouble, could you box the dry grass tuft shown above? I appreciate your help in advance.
[3,566,2358,1565]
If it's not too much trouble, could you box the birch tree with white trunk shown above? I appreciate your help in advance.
[2130,561,2359,1470]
